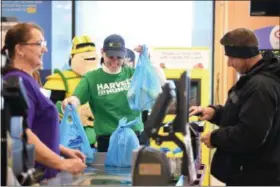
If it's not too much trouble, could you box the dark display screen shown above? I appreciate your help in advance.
[167,79,201,114]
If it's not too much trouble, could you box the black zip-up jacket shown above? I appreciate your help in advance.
[209,56,280,185]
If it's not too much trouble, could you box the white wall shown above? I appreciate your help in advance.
[76,1,193,55]
[52,1,72,70]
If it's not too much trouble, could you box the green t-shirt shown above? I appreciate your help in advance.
[73,66,143,136]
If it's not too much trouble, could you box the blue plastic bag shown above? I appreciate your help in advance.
[127,45,162,111]
[105,117,141,168]
[60,104,94,163]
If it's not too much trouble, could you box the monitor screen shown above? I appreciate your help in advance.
[167,79,201,114]
[172,71,191,133]
[144,82,176,137]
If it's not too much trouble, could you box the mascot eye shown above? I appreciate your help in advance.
[88,116,94,121]
[84,57,96,61]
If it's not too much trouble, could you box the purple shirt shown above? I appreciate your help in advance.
[4,70,60,179]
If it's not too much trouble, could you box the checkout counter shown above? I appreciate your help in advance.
[42,153,132,186]
[44,152,204,186]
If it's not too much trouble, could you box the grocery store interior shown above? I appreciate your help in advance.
[1,0,280,186]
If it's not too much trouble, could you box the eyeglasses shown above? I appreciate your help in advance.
[21,41,47,48]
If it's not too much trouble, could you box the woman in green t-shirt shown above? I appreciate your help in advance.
[62,34,166,152]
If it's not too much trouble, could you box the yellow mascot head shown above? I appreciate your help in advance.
[70,35,98,75]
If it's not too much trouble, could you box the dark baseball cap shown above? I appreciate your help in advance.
[103,34,126,58]
[125,48,136,62]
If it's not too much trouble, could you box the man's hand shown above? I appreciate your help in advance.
[189,106,215,121]
[60,146,86,163]
[62,96,81,111]
[201,132,214,149]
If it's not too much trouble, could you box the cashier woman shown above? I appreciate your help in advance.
[62,34,166,152]
[1,22,86,180]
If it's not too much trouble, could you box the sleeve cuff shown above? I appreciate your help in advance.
[210,129,219,148]
[207,105,221,124]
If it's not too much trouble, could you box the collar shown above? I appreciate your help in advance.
[245,58,265,76]
[235,58,266,89]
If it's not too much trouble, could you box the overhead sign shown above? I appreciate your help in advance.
[1,0,52,70]
[150,47,210,69]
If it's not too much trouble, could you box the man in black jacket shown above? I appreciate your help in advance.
[190,28,280,185]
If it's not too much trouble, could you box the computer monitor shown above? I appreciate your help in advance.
[190,79,201,107]
[172,71,191,134]
[144,81,176,138]
[166,78,200,115]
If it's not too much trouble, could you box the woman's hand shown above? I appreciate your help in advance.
[60,145,86,163]
[59,158,87,175]
[62,96,80,111]
[134,45,143,53]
